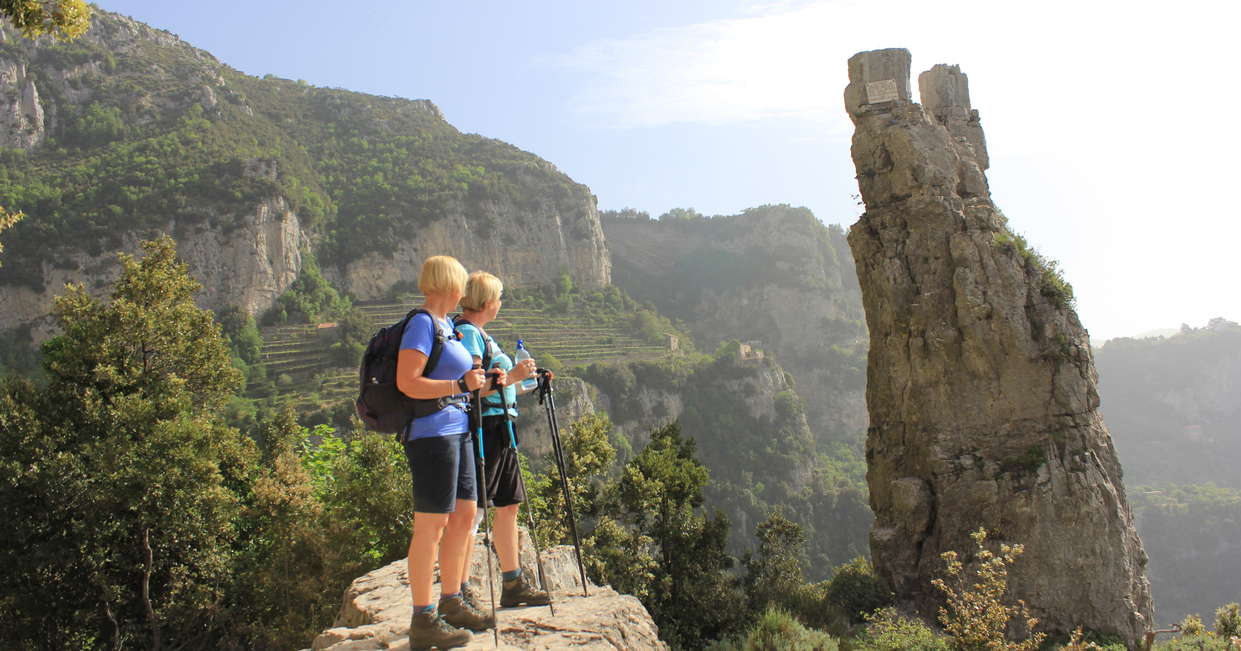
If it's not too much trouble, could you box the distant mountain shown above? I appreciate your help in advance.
[0,9,609,338]
[1096,317,1241,488]
[603,206,868,453]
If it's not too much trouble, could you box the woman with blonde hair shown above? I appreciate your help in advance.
[397,256,503,649]
[453,271,549,610]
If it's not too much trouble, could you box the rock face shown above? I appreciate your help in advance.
[0,195,307,340]
[844,49,1152,645]
[304,533,666,650]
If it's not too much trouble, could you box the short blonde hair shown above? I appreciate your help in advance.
[418,255,467,296]
[461,271,503,311]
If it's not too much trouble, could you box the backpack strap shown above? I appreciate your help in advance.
[413,308,449,377]
[452,316,492,371]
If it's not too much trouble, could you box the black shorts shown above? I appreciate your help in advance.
[477,416,525,508]
[404,433,478,514]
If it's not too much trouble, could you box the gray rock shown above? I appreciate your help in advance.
[844,48,1153,646]
[305,533,666,650]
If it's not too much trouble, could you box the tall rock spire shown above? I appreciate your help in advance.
[843,48,1153,645]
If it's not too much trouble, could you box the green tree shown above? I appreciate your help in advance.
[606,422,747,648]
[743,511,809,615]
[0,236,252,648]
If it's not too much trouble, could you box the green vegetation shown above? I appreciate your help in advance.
[576,349,872,578]
[0,238,412,648]
[0,11,593,287]
[991,229,1075,309]
[1129,484,1241,627]
[931,528,1044,650]
[0,0,92,40]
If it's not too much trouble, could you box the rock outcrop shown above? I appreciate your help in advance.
[303,532,665,650]
[844,49,1153,644]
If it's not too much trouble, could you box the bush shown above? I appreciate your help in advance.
[824,557,892,624]
[931,528,1044,651]
[856,607,948,651]
[738,607,837,651]
[1217,603,1241,639]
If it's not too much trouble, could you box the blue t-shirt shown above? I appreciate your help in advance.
[457,322,518,419]
[400,312,472,440]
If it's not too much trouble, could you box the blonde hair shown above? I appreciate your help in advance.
[461,271,503,311]
[418,256,468,296]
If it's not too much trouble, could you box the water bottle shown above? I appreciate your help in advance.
[514,339,538,391]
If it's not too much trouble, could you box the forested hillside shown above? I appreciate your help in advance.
[1096,319,1241,625]
[0,9,608,338]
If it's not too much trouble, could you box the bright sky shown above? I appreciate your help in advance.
[96,0,1239,342]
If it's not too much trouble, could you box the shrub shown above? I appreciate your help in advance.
[739,607,837,651]
[931,528,1045,651]
[1181,614,1206,637]
[856,607,948,651]
[824,557,893,624]
[1217,603,1241,639]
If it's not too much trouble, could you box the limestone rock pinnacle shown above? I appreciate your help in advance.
[843,48,1153,646]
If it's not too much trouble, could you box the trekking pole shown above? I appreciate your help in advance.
[537,369,589,597]
[502,381,555,615]
[472,371,499,647]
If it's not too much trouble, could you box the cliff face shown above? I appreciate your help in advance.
[0,11,609,334]
[0,195,306,339]
[844,49,1152,644]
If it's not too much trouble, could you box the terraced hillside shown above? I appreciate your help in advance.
[251,295,672,412]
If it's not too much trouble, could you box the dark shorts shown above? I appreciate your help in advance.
[478,416,525,508]
[404,433,477,514]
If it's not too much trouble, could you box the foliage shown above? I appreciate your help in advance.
[743,511,809,616]
[0,205,20,265]
[856,607,950,651]
[824,557,893,625]
[991,229,1075,309]
[735,607,839,650]
[576,350,871,578]
[268,250,351,325]
[1128,483,1241,625]
[0,0,91,40]
[931,528,1045,651]
[1217,603,1241,639]
[0,237,249,647]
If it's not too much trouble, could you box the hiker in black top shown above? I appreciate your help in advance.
[455,272,550,608]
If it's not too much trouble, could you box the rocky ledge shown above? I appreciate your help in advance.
[303,533,666,650]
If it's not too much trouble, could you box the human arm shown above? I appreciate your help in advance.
[396,349,485,398]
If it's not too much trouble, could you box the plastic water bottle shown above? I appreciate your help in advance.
[514,339,538,391]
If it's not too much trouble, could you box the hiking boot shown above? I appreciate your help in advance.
[461,583,484,611]
[408,611,470,650]
[500,573,550,607]
[438,594,495,632]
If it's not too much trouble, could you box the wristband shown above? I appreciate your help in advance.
[457,378,468,394]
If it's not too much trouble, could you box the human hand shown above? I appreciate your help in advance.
[513,358,537,380]
[488,368,508,388]
[463,368,487,391]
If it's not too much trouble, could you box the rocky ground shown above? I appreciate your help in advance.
[302,532,666,650]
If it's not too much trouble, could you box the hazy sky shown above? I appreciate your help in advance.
[96,0,1239,342]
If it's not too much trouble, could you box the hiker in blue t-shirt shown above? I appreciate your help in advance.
[395,256,503,647]
[454,271,549,609]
